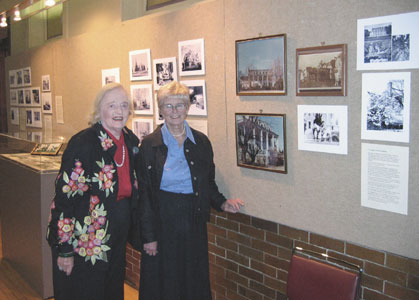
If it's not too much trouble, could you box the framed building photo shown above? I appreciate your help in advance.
[24,89,32,106]
[361,72,410,143]
[296,44,347,96]
[153,57,177,90]
[235,113,287,174]
[31,87,41,106]
[131,84,154,115]
[42,92,53,114]
[10,107,19,125]
[16,69,24,87]
[298,105,348,155]
[42,75,51,92]
[9,70,17,88]
[23,67,32,86]
[357,11,419,70]
[129,49,152,81]
[178,38,205,76]
[31,143,62,155]
[236,34,287,96]
[101,68,120,86]
[10,89,18,106]
[17,89,24,106]
[32,108,43,128]
[180,80,207,116]
[132,118,153,143]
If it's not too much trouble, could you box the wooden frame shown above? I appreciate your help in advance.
[296,44,347,96]
[236,34,287,96]
[235,113,287,174]
[31,143,62,155]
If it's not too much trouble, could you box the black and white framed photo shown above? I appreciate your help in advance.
[180,80,207,116]
[131,84,154,115]
[357,11,419,70]
[9,70,17,88]
[42,92,53,114]
[236,34,287,95]
[17,89,24,106]
[129,49,152,81]
[235,113,287,174]
[10,89,18,106]
[24,88,32,106]
[16,69,24,87]
[23,67,32,86]
[153,57,177,90]
[32,108,42,128]
[101,68,120,86]
[31,87,41,106]
[298,105,348,155]
[132,118,154,144]
[10,107,19,125]
[178,38,205,76]
[361,72,410,143]
[26,109,33,127]
[42,75,51,92]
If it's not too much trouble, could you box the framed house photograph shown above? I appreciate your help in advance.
[9,70,17,88]
[10,89,18,106]
[23,67,32,86]
[17,89,24,106]
[180,79,207,116]
[296,44,347,96]
[153,57,177,90]
[357,11,419,70]
[31,87,41,106]
[10,107,19,125]
[129,49,152,81]
[178,38,205,76]
[42,92,53,114]
[235,113,287,174]
[132,118,154,144]
[24,88,32,106]
[236,34,287,96]
[361,72,410,143]
[297,105,348,155]
[42,75,51,92]
[131,84,154,115]
[16,69,24,87]
[101,68,120,86]
[32,108,42,128]
[25,109,33,127]
[31,143,62,155]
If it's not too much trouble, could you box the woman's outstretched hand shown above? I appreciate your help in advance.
[221,198,244,213]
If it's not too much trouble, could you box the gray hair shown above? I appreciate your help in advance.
[157,81,190,109]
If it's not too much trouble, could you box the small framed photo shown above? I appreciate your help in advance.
[180,80,207,116]
[42,75,51,92]
[24,88,32,106]
[42,92,53,114]
[131,84,154,115]
[25,109,33,127]
[31,143,62,155]
[17,89,24,106]
[132,118,154,144]
[23,67,32,86]
[298,105,348,155]
[31,87,41,106]
[178,38,205,76]
[101,68,120,86]
[16,69,24,87]
[129,49,152,81]
[235,113,287,174]
[9,70,17,88]
[32,108,42,128]
[236,34,287,96]
[296,44,347,96]
[10,89,18,106]
[153,57,177,90]
[10,107,19,125]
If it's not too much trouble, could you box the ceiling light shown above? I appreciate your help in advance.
[14,7,21,21]
[45,0,56,7]
[0,13,7,27]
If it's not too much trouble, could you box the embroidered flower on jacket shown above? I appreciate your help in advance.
[92,158,116,197]
[98,131,113,151]
[57,213,75,244]
[61,160,91,198]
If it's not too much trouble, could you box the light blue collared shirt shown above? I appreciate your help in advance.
[160,121,196,194]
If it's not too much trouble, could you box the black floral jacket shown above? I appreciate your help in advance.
[46,123,139,265]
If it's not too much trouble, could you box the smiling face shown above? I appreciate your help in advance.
[160,96,189,129]
[99,87,130,138]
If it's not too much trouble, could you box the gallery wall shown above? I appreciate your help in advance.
[5,0,419,260]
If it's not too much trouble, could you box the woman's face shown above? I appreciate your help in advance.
[160,96,189,128]
[100,88,130,138]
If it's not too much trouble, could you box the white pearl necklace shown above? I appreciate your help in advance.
[170,125,185,137]
[115,145,125,167]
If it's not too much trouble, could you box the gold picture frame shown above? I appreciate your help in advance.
[31,143,62,156]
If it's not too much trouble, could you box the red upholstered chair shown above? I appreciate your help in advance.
[287,247,362,300]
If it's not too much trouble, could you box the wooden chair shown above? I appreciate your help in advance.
[287,247,362,300]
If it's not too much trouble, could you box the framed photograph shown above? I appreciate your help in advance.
[31,143,62,155]
[32,108,42,128]
[361,72,410,143]
[17,89,24,106]
[180,80,207,116]
[153,57,177,90]
[42,75,51,92]
[296,44,347,96]
[10,107,19,125]
[31,87,41,106]
[42,92,53,114]
[178,38,205,76]
[236,34,287,96]
[235,113,287,174]
[298,105,348,155]
[25,109,33,127]
[129,49,152,81]
[132,118,153,144]
[24,88,32,106]
[10,89,18,106]
[131,84,154,115]
[101,68,120,86]
[16,69,24,87]
[357,11,419,70]
[22,67,32,86]
[9,70,16,88]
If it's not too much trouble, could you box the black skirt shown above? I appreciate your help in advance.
[139,190,212,300]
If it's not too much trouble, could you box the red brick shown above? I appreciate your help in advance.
[277,247,293,261]
[238,284,263,300]
[228,231,252,246]
[251,239,277,256]
[266,231,293,249]
[251,216,278,233]
[226,290,251,300]
[277,269,288,282]
[227,212,251,225]
[226,270,249,287]
[279,225,308,242]
[346,243,385,264]
[216,256,239,272]
[310,233,344,252]
[408,274,419,290]
[207,223,227,238]
[264,275,285,291]
[212,282,227,296]
[238,244,264,261]
[250,259,276,278]
[365,261,407,286]
[210,262,226,276]
[363,287,400,300]
[387,253,419,277]
[385,281,419,299]
[227,250,250,267]
[217,236,238,251]
[264,254,289,271]
[240,224,265,240]
[361,273,384,292]
[328,250,364,270]
[216,216,240,231]
[249,280,276,298]
[209,243,226,257]
[238,265,264,283]
[215,273,238,291]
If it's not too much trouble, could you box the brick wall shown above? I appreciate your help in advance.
[125,210,419,299]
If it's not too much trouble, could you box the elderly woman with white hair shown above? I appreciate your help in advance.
[47,83,140,300]
[137,81,244,300]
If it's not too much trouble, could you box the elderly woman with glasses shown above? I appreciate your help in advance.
[137,81,244,300]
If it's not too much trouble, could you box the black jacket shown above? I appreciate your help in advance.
[137,125,226,244]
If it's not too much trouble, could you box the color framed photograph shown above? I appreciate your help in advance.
[236,34,287,96]
[235,113,287,174]
[132,118,154,144]
[42,75,51,92]
[9,70,17,88]
[129,49,152,81]
[131,84,154,115]
[296,44,347,96]
[153,57,177,90]
[180,79,207,116]
[298,105,348,155]
[22,67,32,86]
[31,143,62,155]
[10,107,19,125]
[101,68,120,86]
[178,38,205,76]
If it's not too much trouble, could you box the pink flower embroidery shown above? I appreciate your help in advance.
[62,160,90,198]
[98,131,113,151]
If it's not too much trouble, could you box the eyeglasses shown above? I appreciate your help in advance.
[161,103,187,111]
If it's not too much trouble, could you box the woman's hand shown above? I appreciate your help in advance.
[221,198,244,213]
[144,241,158,256]
[57,256,74,276]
